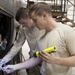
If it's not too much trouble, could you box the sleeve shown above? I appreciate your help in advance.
[65,26,75,55]
[2,26,26,63]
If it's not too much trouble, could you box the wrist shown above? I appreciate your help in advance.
[54,57,62,65]
[14,64,21,70]
[1,58,7,65]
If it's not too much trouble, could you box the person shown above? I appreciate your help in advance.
[2,2,75,75]
[0,7,45,75]
[0,34,7,50]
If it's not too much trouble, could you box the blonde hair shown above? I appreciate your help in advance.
[29,2,52,16]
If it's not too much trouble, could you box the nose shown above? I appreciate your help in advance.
[36,24,39,28]
[33,22,37,26]
[35,24,38,27]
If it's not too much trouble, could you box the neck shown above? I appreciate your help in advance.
[45,17,57,32]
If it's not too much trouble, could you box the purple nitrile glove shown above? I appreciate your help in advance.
[0,41,7,50]
[0,59,7,70]
[2,65,16,74]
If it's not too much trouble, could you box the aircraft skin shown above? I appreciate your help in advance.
[0,0,19,75]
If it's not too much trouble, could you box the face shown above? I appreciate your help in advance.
[18,18,34,28]
[31,12,47,30]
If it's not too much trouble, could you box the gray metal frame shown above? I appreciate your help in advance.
[0,0,19,75]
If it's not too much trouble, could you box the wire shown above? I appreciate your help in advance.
[68,0,75,7]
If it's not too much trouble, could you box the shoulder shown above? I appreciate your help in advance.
[56,23,74,35]
[57,23,73,31]
[56,24,75,41]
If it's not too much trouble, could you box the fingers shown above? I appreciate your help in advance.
[2,65,14,74]
[2,66,8,71]
[0,59,2,61]
[39,51,50,57]
[3,68,11,74]
[0,66,2,70]
[39,51,50,62]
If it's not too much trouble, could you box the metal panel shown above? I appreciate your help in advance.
[0,0,16,16]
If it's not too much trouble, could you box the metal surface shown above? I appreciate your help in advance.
[0,0,19,75]
[0,0,15,16]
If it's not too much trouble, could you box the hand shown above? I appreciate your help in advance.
[0,59,6,70]
[0,59,2,70]
[0,66,2,70]
[2,65,16,74]
[39,51,59,64]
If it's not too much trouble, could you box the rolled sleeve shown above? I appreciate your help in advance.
[3,26,26,63]
[65,27,75,55]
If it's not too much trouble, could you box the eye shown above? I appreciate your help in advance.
[29,16,31,19]
[33,19,37,23]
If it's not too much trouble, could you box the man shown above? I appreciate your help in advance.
[2,2,75,75]
[0,34,7,50]
[0,7,45,75]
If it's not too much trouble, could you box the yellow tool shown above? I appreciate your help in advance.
[34,46,56,57]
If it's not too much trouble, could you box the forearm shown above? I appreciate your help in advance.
[3,47,21,63]
[14,57,41,70]
[4,25,26,63]
[2,40,25,64]
[56,55,75,67]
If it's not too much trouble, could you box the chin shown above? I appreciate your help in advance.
[22,25,25,27]
[38,27,43,30]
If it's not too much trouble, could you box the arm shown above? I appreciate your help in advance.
[57,27,75,67]
[39,27,75,67]
[39,51,75,67]
[13,57,41,70]
[3,57,41,74]
[56,55,75,67]
[0,26,26,64]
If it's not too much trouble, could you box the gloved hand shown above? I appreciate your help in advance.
[3,65,16,74]
[0,59,2,70]
[0,59,7,70]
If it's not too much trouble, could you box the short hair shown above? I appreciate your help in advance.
[29,2,52,16]
[15,7,29,21]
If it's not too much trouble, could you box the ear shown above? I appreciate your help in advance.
[42,12,47,20]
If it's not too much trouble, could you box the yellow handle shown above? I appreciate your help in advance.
[36,46,56,57]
